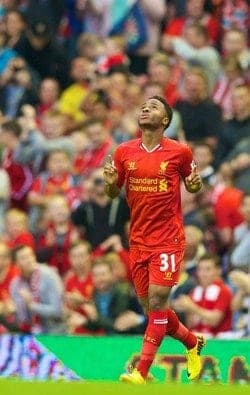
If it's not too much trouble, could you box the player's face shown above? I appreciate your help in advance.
[138,98,168,131]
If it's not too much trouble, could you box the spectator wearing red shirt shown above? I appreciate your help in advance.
[36,78,60,120]
[28,149,81,227]
[163,0,220,44]
[65,241,94,334]
[73,118,115,178]
[2,208,35,250]
[213,186,244,249]
[36,195,81,277]
[147,52,181,107]
[175,254,233,337]
[0,120,33,211]
[0,242,19,333]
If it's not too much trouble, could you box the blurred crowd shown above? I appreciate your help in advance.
[0,0,249,338]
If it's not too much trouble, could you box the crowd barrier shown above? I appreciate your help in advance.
[0,334,249,383]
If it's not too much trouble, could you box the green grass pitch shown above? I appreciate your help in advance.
[0,381,249,395]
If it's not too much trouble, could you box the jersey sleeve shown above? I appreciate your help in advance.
[113,145,125,189]
[179,144,195,180]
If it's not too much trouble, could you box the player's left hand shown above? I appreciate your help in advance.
[185,163,202,193]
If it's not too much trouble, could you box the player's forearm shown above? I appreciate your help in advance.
[104,183,121,199]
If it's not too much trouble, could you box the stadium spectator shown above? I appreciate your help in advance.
[175,67,222,147]
[72,167,130,248]
[0,242,19,333]
[10,244,66,333]
[183,225,206,275]
[212,56,245,120]
[222,29,250,76]
[193,141,216,185]
[1,208,35,250]
[23,0,64,35]
[68,259,146,335]
[36,194,81,277]
[27,148,80,231]
[162,23,220,91]
[215,84,250,167]
[230,193,250,271]
[15,20,70,87]
[59,56,92,122]
[72,118,115,178]
[229,270,250,337]
[64,240,94,334]
[0,56,38,118]
[163,0,220,44]
[36,78,60,120]
[147,52,181,107]
[175,254,233,337]
[0,119,33,210]
[4,9,27,49]
[0,31,17,75]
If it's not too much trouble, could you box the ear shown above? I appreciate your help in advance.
[162,117,168,127]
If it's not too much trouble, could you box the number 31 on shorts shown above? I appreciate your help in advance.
[159,253,176,272]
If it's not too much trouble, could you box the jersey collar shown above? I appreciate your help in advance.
[140,142,163,153]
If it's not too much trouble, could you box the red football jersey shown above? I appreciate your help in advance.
[114,138,194,250]
[189,279,233,336]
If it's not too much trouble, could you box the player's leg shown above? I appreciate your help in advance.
[134,284,171,379]
[120,251,150,383]
[149,250,206,380]
[165,307,205,379]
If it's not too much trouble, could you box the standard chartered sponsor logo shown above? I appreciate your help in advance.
[129,177,168,192]
[159,179,168,192]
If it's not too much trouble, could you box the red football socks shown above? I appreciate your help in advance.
[137,310,168,378]
[166,308,197,349]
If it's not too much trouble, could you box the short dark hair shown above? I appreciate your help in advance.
[198,253,221,268]
[149,95,173,128]
[1,120,22,138]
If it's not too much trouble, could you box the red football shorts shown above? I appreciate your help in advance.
[129,248,184,297]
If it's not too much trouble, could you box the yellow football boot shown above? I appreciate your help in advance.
[186,335,206,380]
[119,368,145,384]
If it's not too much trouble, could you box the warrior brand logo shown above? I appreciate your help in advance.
[159,161,169,175]
[127,161,137,171]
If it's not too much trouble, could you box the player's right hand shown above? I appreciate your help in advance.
[103,154,118,186]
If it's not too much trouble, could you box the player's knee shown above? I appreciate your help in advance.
[148,293,166,311]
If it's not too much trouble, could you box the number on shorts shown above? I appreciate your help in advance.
[159,253,176,272]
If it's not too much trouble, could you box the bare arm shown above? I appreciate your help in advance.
[103,155,121,199]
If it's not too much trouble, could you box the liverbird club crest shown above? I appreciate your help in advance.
[159,161,168,175]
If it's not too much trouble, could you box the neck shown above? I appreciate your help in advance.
[141,129,163,151]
